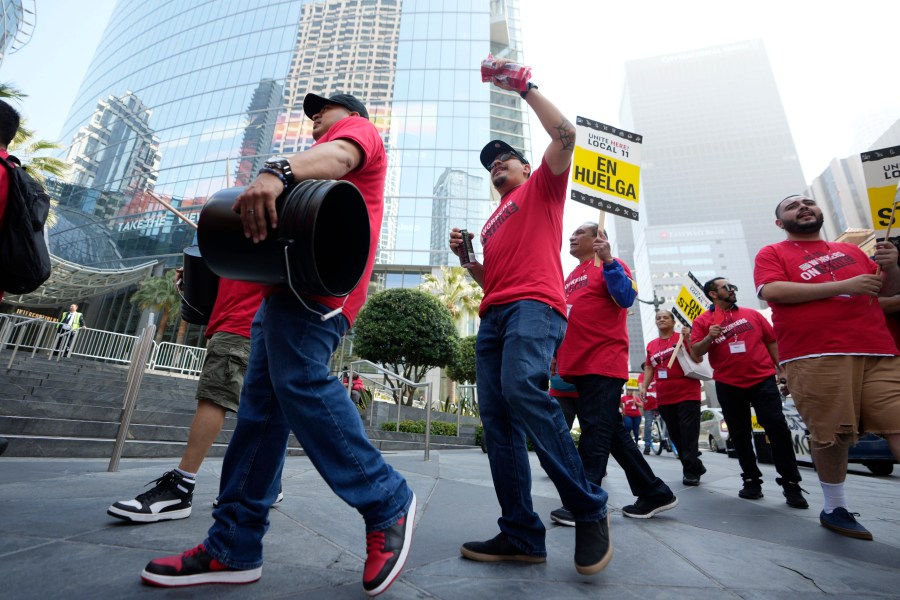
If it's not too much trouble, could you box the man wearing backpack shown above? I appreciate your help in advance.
[0,99,52,297]
[0,99,19,302]
[0,99,20,457]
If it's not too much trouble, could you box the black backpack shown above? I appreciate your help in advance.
[0,156,52,294]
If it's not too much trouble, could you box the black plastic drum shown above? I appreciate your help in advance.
[180,246,219,325]
[197,180,370,297]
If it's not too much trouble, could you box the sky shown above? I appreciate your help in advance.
[3,0,899,272]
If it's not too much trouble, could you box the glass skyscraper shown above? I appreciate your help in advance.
[0,0,33,66]
[48,0,531,337]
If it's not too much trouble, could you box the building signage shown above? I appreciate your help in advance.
[570,117,643,221]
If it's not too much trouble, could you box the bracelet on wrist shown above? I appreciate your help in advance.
[258,167,288,189]
[519,82,538,99]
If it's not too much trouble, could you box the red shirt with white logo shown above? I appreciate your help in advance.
[691,305,777,388]
[645,333,701,405]
[621,395,642,417]
[206,278,266,339]
[479,162,569,317]
[557,258,632,380]
[754,240,899,362]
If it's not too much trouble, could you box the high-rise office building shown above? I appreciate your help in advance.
[44,0,531,338]
[0,0,33,66]
[617,40,807,363]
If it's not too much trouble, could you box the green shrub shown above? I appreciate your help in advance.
[380,420,457,436]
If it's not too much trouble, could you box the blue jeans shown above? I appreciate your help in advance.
[642,409,658,448]
[476,300,607,556]
[623,415,641,444]
[572,375,672,502]
[204,293,413,569]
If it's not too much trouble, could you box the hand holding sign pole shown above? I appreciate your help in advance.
[569,117,643,266]
[667,271,711,367]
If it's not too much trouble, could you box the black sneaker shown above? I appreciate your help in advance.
[682,475,700,486]
[460,532,546,564]
[738,479,764,500]
[363,493,416,597]
[643,446,651,455]
[141,543,261,586]
[622,495,678,519]
[550,506,575,527]
[574,515,612,575]
[819,507,873,540]
[108,471,194,523]
[777,478,809,509]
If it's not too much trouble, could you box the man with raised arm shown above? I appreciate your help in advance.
[450,66,611,576]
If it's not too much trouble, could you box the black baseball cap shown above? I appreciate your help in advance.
[303,93,369,120]
[480,139,529,171]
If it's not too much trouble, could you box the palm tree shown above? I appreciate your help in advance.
[130,272,180,343]
[419,266,483,413]
[1,83,69,184]
[419,266,482,334]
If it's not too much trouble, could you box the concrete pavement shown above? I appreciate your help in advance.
[1,447,898,598]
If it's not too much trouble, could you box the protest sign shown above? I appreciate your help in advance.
[861,144,900,238]
[570,116,643,221]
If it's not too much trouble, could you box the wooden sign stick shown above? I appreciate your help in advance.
[869,193,899,305]
[147,190,198,230]
[594,211,607,267]
[666,334,684,368]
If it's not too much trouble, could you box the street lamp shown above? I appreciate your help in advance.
[636,289,665,312]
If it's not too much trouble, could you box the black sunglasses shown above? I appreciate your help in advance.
[717,284,738,292]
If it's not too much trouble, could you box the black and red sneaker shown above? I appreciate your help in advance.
[140,543,261,587]
[363,493,416,597]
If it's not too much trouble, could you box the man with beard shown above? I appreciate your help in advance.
[690,277,806,507]
[754,195,900,540]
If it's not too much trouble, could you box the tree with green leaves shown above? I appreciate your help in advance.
[1,83,68,184]
[446,335,476,384]
[419,266,482,334]
[130,271,180,343]
[354,288,458,406]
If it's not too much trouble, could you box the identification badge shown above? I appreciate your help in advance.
[729,341,746,354]
[566,304,573,317]
[658,369,668,379]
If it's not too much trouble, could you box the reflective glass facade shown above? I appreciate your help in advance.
[52,0,531,301]
[0,0,33,66]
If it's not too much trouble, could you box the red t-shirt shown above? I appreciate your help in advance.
[645,333,701,405]
[691,305,777,388]
[0,149,11,303]
[621,395,642,417]
[206,278,266,338]
[269,116,386,327]
[557,258,632,380]
[479,162,569,317]
[754,240,899,362]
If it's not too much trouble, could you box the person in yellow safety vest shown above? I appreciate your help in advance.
[55,303,84,355]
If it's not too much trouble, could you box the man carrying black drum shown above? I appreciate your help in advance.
[141,93,416,598]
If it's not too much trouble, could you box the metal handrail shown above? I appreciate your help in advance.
[150,342,206,376]
[349,359,435,461]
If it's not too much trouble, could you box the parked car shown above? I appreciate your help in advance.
[723,400,896,476]
[699,407,729,453]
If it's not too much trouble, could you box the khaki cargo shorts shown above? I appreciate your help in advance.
[784,355,900,447]
[195,331,251,413]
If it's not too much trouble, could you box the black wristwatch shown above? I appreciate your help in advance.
[262,156,295,187]
[519,82,538,99]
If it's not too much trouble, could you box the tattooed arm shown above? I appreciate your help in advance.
[487,61,575,176]
[524,89,576,176]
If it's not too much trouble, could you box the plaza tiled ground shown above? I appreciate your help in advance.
[1,447,897,598]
